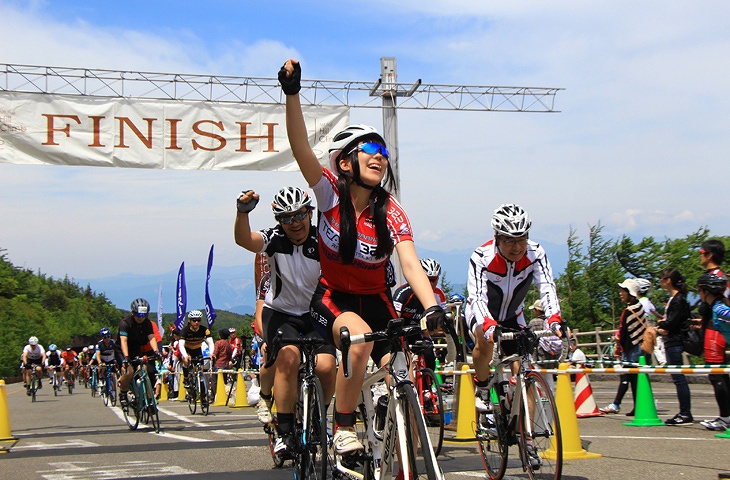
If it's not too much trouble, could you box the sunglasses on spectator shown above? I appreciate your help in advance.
[348,142,389,159]
[277,210,309,225]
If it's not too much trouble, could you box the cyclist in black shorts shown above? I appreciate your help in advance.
[117,298,160,407]
[235,186,336,458]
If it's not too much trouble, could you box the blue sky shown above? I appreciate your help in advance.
[0,0,728,289]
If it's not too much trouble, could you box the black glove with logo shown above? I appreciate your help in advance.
[423,305,446,332]
[278,61,301,95]
[236,190,259,213]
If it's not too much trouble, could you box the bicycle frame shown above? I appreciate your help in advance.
[338,319,444,480]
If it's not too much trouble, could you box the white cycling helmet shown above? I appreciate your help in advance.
[82,347,88,353]
[49,343,57,351]
[491,204,532,237]
[420,258,442,278]
[271,187,312,215]
[635,278,652,295]
[187,310,203,320]
[28,336,39,346]
[328,124,386,172]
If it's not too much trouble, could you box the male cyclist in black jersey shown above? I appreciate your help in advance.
[467,204,563,426]
[235,186,336,458]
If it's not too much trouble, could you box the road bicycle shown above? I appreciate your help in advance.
[50,367,63,396]
[265,329,331,480]
[186,356,211,416]
[26,366,40,402]
[337,318,445,480]
[89,365,99,398]
[122,355,161,433]
[474,327,564,480]
[412,350,444,457]
[100,362,118,407]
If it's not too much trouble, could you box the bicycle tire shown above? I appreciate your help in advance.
[103,387,110,406]
[297,377,329,480]
[30,374,37,403]
[124,394,140,430]
[90,371,97,398]
[200,373,210,416]
[53,375,59,396]
[519,371,562,480]
[110,373,118,407]
[187,379,197,415]
[267,422,285,468]
[400,384,441,480]
[476,386,508,480]
[418,368,444,457]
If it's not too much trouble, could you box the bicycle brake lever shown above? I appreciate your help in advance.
[339,326,351,378]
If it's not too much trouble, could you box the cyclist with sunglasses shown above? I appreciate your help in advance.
[467,204,563,410]
[235,186,336,458]
[117,298,160,407]
[179,310,215,391]
[279,59,446,459]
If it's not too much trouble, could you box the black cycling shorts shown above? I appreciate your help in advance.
[310,281,397,366]
[262,306,336,357]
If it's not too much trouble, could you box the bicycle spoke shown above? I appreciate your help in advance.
[519,371,562,480]
[475,385,508,480]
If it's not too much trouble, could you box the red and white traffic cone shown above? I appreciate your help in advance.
[573,372,604,418]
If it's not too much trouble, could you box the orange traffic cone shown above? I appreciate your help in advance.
[573,372,604,418]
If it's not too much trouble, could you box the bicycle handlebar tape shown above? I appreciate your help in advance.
[0,381,18,453]
[230,370,249,408]
[546,363,601,460]
[622,356,664,427]
[454,364,477,441]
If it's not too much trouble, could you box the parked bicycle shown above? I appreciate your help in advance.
[265,329,331,480]
[186,356,211,416]
[100,362,118,407]
[475,326,564,480]
[122,356,161,433]
[338,318,445,480]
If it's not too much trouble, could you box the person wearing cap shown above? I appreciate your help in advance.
[235,185,336,458]
[599,278,647,415]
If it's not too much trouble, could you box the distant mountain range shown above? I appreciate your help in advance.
[78,243,567,314]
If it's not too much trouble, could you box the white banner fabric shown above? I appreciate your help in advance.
[0,91,349,171]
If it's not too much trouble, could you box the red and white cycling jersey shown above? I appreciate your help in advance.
[312,168,413,295]
[466,239,561,333]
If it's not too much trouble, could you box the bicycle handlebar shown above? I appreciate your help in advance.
[263,329,327,369]
[339,318,424,378]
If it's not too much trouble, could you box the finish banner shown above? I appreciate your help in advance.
[0,91,349,171]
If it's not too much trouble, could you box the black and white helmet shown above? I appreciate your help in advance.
[187,310,203,320]
[636,278,652,295]
[697,272,728,295]
[420,258,442,277]
[271,187,312,215]
[491,204,532,237]
[130,298,150,315]
[328,124,386,172]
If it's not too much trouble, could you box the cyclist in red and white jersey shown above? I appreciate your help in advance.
[280,58,446,459]
[467,204,563,396]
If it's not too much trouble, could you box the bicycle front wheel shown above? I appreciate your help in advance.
[519,371,562,480]
[297,377,329,480]
[188,381,198,414]
[476,387,508,480]
[199,373,209,416]
[124,394,140,430]
[400,384,441,480]
[30,375,37,403]
[110,373,118,407]
[419,368,444,457]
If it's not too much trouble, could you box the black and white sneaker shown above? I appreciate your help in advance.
[665,413,693,425]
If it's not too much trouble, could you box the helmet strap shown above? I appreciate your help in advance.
[344,151,378,191]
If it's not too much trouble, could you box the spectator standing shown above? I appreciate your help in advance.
[599,279,646,416]
[656,268,693,425]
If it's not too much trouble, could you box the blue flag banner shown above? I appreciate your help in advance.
[205,244,217,327]
[175,262,187,330]
[157,281,163,334]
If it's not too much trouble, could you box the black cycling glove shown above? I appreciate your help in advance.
[423,305,446,331]
[237,191,259,213]
[278,62,301,95]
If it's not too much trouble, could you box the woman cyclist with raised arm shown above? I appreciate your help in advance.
[279,58,446,460]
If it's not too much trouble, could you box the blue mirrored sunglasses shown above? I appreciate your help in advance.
[276,210,309,225]
[348,142,389,159]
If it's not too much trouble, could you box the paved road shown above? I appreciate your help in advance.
[2,377,728,479]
